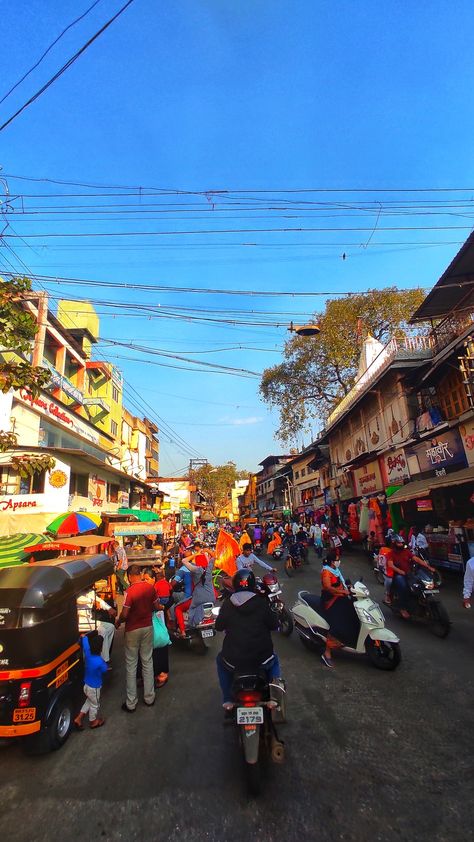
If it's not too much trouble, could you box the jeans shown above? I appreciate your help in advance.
[314,542,323,558]
[393,574,410,610]
[383,575,393,597]
[124,625,155,709]
[216,652,280,704]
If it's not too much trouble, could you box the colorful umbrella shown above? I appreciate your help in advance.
[0,533,56,568]
[46,511,103,536]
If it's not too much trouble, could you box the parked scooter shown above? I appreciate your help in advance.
[291,580,401,670]
[229,668,286,796]
[387,564,451,638]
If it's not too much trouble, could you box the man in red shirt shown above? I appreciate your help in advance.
[116,564,162,711]
[388,534,434,619]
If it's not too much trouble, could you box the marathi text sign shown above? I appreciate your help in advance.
[353,460,383,497]
[411,429,467,477]
[382,448,410,486]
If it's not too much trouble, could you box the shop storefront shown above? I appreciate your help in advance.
[388,429,474,570]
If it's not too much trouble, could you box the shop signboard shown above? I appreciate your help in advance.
[17,389,100,445]
[382,449,410,486]
[89,474,107,508]
[353,460,383,497]
[180,509,193,526]
[459,420,474,467]
[416,499,433,512]
[113,522,162,536]
[411,429,467,477]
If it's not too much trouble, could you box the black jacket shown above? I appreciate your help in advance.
[215,592,278,669]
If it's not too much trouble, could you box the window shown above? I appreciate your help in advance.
[107,482,120,503]
[70,472,89,497]
[111,420,118,437]
[112,385,119,403]
[438,369,469,420]
[294,471,300,479]
[301,468,306,477]
[19,470,46,495]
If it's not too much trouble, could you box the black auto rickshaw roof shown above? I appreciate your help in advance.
[0,555,114,609]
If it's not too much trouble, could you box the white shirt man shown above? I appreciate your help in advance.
[77,590,116,663]
[463,557,474,609]
[409,531,429,553]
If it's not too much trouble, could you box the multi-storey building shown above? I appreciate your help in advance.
[0,287,160,534]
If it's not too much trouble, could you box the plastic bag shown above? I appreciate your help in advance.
[152,612,171,648]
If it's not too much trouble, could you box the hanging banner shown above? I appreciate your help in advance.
[459,420,474,467]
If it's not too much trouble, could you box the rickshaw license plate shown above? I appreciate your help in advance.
[236,707,264,725]
[201,629,214,638]
[13,707,36,723]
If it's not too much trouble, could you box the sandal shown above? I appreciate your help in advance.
[155,675,169,688]
[73,717,84,731]
[89,718,105,729]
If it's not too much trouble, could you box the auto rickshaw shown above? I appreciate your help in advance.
[0,553,113,753]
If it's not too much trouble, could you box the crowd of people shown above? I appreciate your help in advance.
[73,514,474,726]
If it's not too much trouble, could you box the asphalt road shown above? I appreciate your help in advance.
[1,549,473,842]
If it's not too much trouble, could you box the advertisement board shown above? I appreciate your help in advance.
[113,522,162,536]
[180,509,193,526]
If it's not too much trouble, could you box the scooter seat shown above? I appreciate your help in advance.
[299,591,323,613]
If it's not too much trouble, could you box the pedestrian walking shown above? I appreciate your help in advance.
[115,564,161,712]
[74,634,108,730]
[110,540,128,594]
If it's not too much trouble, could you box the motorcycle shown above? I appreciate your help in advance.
[254,539,263,555]
[284,539,304,577]
[260,573,293,636]
[272,546,284,560]
[291,580,401,670]
[167,601,219,653]
[216,571,293,636]
[229,667,286,795]
[388,564,451,638]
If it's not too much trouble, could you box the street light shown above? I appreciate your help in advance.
[288,321,320,337]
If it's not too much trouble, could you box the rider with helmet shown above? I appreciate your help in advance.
[215,569,282,711]
[388,533,435,619]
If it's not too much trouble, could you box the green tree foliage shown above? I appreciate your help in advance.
[0,276,51,452]
[260,287,426,444]
[191,462,248,518]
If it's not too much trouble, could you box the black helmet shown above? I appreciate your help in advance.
[232,569,256,593]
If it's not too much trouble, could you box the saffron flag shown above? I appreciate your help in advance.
[215,529,240,576]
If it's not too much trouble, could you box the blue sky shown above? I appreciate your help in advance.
[1,0,474,473]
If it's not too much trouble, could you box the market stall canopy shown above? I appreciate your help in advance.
[117,508,159,522]
[24,535,115,553]
[0,533,57,569]
[47,511,102,536]
[388,466,474,504]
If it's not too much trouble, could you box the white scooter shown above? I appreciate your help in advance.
[291,581,401,670]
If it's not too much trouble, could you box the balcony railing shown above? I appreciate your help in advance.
[326,335,434,429]
[430,312,474,353]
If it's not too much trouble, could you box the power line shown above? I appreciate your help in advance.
[1,225,472,237]
[0,0,136,132]
[0,0,104,106]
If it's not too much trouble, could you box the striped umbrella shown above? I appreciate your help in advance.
[0,533,56,569]
[46,511,102,536]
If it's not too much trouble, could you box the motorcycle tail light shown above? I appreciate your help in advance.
[18,682,32,707]
[237,689,263,707]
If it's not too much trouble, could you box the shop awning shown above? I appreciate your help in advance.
[388,467,474,504]
[24,535,115,553]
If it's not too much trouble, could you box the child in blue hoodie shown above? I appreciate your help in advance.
[74,634,108,730]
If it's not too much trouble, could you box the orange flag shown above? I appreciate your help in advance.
[215,529,240,576]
